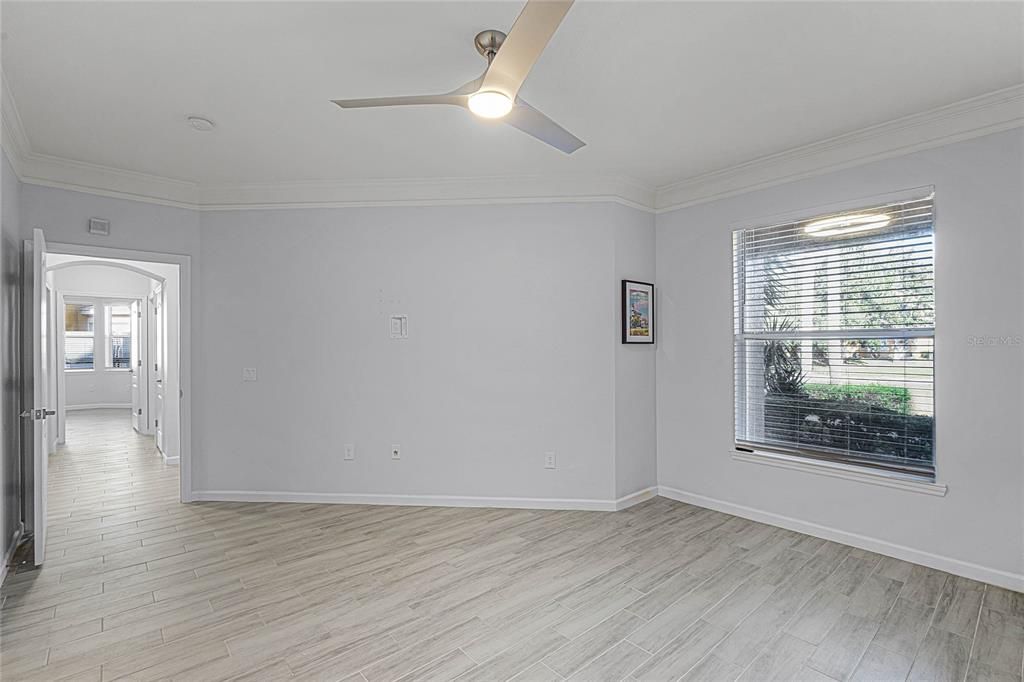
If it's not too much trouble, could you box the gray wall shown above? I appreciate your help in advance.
[19,187,658,505]
[2,152,23,565]
[197,202,656,503]
[655,129,1024,582]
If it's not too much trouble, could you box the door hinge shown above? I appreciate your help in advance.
[137,408,142,416]
[155,419,159,427]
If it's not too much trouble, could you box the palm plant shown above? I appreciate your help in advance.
[762,257,805,395]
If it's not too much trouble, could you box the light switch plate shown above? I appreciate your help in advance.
[242,368,258,382]
[343,444,355,461]
[391,444,401,460]
[389,315,408,339]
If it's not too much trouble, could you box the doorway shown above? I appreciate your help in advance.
[23,235,192,567]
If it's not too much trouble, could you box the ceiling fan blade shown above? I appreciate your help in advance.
[481,0,574,100]
[332,93,466,109]
[504,99,585,154]
[332,73,484,110]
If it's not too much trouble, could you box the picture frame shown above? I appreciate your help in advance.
[621,280,655,344]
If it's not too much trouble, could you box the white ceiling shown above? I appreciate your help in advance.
[2,1,1022,193]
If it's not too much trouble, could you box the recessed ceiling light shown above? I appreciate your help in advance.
[804,213,891,237]
[186,116,215,132]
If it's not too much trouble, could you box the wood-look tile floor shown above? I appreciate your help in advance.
[1,409,1021,681]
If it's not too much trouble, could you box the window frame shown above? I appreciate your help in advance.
[731,188,937,482]
[104,301,135,371]
[62,295,141,374]
[63,300,97,372]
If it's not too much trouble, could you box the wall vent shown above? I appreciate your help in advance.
[88,217,110,236]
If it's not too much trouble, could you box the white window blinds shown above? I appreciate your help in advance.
[733,194,935,478]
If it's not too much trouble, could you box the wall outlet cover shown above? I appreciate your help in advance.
[242,368,258,382]
[343,444,355,461]
[544,451,556,469]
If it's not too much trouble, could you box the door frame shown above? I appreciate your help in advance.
[45,241,193,503]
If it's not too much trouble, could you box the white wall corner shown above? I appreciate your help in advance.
[655,84,1024,213]
[657,486,1024,593]
[615,486,658,511]
[1,73,30,178]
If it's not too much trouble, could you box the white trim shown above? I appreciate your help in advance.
[48,260,167,284]
[732,450,947,497]
[65,403,132,411]
[0,523,25,587]
[15,152,199,209]
[197,175,656,213]
[655,84,1024,213]
[614,486,658,510]
[192,486,658,513]
[4,79,1021,213]
[657,486,1023,593]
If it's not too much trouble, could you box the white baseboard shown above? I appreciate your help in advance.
[1,523,25,587]
[66,403,131,411]
[615,486,658,510]
[658,485,1024,593]
[161,455,180,464]
[192,486,658,513]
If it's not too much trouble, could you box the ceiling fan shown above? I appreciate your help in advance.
[331,0,584,154]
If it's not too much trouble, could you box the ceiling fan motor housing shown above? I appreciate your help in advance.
[474,30,507,61]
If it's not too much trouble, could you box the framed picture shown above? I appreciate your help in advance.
[622,280,654,344]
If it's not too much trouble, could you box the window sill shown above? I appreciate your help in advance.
[732,449,947,497]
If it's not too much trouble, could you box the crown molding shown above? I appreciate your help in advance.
[197,174,656,212]
[3,73,1021,214]
[654,83,1024,213]
[16,151,201,209]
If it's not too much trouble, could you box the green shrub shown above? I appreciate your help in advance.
[804,383,911,414]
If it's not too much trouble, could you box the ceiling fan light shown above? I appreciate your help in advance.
[804,213,892,236]
[468,91,513,119]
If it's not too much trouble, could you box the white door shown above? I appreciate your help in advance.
[153,290,165,453]
[28,228,50,565]
[130,300,142,432]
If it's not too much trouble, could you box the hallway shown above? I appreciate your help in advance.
[49,409,178,539]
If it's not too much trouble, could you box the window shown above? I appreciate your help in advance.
[733,194,935,479]
[64,303,95,369]
[106,304,132,369]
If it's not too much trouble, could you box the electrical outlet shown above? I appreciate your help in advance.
[391,444,401,460]
[242,367,258,382]
[544,451,556,469]
[343,444,355,461]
